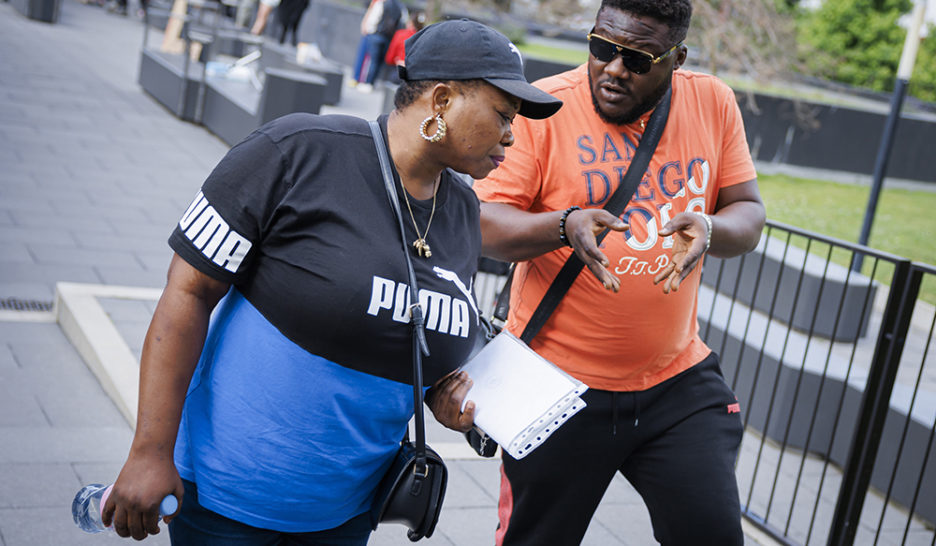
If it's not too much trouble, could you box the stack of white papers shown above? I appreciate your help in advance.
[459,332,588,459]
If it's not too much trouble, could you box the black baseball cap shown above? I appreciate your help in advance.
[399,19,563,119]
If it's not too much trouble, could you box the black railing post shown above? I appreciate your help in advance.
[851,78,908,274]
[827,260,921,545]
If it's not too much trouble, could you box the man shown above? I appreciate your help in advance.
[472,1,766,544]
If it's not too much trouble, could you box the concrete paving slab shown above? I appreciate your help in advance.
[581,518,632,545]
[95,266,168,289]
[30,246,138,269]
[0,264,102,297]
[432,506,497,545]
[439,462,499,509]
[0,426,132,464]
[0,505,172,546]
[0,244,35,265]
[71,462,133,492]
[0,344,17,370]
[0,462,84,509]
[0,386,49,429]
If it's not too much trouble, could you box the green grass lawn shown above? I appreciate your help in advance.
[758,173,936,305]
[518,43,587,66]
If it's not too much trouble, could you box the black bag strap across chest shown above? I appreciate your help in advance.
[518,87,671,344]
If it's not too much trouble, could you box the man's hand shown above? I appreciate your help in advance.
[427,370,475,432]
[653,212,710,294]
[563,208,629,292]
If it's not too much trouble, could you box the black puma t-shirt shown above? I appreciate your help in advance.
[169,113,482,385]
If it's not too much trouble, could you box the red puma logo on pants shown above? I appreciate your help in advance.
[727,396,740,414]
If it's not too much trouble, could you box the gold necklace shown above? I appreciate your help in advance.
[401,177,439,258]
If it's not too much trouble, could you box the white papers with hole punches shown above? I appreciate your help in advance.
[459,332,587,459]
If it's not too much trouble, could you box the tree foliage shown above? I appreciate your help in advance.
[431,0,936,105]
[688,0,799,82]
[795,0,913,93]
[909,27,936,102]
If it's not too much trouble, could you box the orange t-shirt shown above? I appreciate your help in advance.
[473,66,757,391]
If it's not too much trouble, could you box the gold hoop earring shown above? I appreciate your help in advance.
[419,114,447,143]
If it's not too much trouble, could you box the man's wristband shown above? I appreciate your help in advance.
[558,206,581,247]
[694,211,712,253]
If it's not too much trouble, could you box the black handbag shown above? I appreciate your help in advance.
[371,438,447,540]
[464,88,672,458]
[368,120,448,541]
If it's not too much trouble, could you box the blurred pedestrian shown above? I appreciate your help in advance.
[350,0,402,92]
[250,0,277,36]
[275,0,309,46]
[105,0,128,16]
[235,0,256,29]
[383,9,425,83]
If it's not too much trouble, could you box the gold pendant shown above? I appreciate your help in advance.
[413,238,432,258]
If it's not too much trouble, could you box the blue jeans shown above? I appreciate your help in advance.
[352,33,389,84]
[168,479,371,545]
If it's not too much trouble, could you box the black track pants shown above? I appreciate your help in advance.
[496,353,745,546]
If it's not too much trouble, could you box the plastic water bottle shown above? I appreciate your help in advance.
[72,483,178,533]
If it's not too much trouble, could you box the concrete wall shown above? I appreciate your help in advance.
[524,58,936,184]
[738,93,935,184]
[296,0,366,68]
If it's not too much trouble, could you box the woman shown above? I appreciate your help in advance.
[383,9,425,84]
[102,20,561,545]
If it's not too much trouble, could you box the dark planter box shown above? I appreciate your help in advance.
[140,49,328,145]
[201,76,259,146]
[257,67,327,124]
[11,0,61,23]
[260,41,343,105]
[199,67,327,146]
[138,49,203,121]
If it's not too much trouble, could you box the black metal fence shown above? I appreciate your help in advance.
[698,220,934,545]
[475,219,936,546]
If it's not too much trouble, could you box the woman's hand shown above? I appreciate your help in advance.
[102,450,183,540]
[653,212,709,294]
[427,370,475,432]
[100,254,226,540]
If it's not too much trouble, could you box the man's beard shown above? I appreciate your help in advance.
[589,70,672,126]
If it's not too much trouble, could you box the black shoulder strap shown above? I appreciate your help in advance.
[369,120,430,471]
[519,87,671,345]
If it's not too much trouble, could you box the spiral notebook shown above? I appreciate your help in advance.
[459,331,588,459]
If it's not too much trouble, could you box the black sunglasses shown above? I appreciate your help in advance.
[586,29,682,74]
